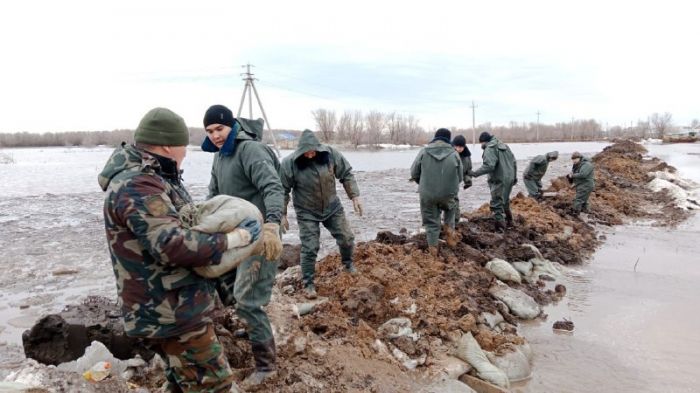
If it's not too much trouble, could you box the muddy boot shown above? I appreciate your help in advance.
[229,382,243,393]
[443,225,459,247]
[494,220,506,233]
[303,284,317,299]
[505,209,515,229]
[240,340,277,391]
[340,246,357,275]
[343,262,358,275]
[428,245,439,257]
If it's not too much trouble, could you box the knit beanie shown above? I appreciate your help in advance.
[478,132,493,143]
[434,128,452,140]
[571,151,583,159]
[134,107,189,146]
[203,105,235,128]
[452,135,467,147]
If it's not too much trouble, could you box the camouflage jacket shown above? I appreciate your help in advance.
[98,143,227,339]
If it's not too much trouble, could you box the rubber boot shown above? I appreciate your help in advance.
[340,245,358,275]
[505,211,515,229]
[494,220,506,233]
[428,245,439,257]
[240,340,277,391]
[303,284,317,299]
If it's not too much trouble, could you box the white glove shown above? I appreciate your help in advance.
[352,197,364,217]
[226,228,252,250]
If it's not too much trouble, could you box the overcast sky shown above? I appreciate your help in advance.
[0,0,698,133]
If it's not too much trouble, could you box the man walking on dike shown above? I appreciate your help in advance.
[99,107,247,392]
[470,132,517,232]
[410,128,462,254]
[523,151,559,200]
[566,151,595,215]
[202,104,284,390]
[452,135,472,225]
[279,129,363,299]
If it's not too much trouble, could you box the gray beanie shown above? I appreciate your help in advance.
[135,107,189,146]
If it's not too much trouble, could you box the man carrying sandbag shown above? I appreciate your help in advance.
[523,151,558,200]
[202,104,284,389]
[279,129,363,299]
[99,107,250,392]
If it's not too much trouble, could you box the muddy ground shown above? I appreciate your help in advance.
[1,141,694,392]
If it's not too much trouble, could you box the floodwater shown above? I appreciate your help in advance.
[1,140,698,392]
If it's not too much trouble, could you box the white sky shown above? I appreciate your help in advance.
[0,0,698,133]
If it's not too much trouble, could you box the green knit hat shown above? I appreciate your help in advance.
[134,107,189,146]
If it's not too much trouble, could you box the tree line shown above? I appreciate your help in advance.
[0,111,693,148]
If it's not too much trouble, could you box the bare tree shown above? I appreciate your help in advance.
[347,111,364,148]
[336,111,352,143]
[690,119,700,130]
[365,111,385,147]
[386,112,405,144]
[311,109,337,143]
[650,112,673,138]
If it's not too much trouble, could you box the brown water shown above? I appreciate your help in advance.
[517,214,700,393]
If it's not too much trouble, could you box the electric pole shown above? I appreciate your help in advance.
[571,117,575,141]
[470,100,477,147]
[237,63,280,156]
[536,110,540,142]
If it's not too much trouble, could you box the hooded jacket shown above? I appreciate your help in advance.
[280,130,359,221]
[98,143,226,338]
[572,156,595,188]
[410,139,462,200]
[524,151,557,181]
[205,122,284,224]
[472,137,517,184]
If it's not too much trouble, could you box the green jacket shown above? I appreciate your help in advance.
[459,153,473,186]
[280,130,359,221]
[472,137,517,184]
[410,139,462,200]
[524,151,557,181]
[98,144,226,339]
[572,157,595,188]
[207,127,284,224]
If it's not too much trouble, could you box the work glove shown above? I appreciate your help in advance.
[463,183,471,190]
[352,197,364,217]
[281,215,290,232]
[262,223,283,261]
[513,178,518,186]
[226,228,253,250]
[566,173,573,184]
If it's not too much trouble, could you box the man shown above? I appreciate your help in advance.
[202,104,284,389]
[452,135,472,225]
[410,128,462,253]
[523,151,559,200]
[99,107,246,392]
[470,132,517,232]
[566,151,595,215]
[279,129,363,299]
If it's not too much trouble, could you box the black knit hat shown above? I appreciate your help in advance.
[478,132,493,143]
[435,128,452,140]
[452,135,467,147]
[203,105,234,128]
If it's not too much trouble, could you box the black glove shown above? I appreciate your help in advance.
[463,183,471,190]
[566,174,573,184]
[513,178,518,186]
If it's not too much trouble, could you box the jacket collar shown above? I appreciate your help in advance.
[201,122,240,156]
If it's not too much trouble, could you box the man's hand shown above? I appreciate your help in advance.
[281,215,290,232]
[513,178,518,186]
[566,173,573,184]
[262,223,283,261]
[352,197,364,217]
[463,183,471,190]
[226,228,253,250]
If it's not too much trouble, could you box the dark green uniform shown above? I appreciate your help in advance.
[472,137,517,222]
[99,143,234,392]
[571,157,595,212]
[280,130,360,287]
[455,152,473,225]
[203,119,282,370]
[523,151,557,199]
[410,139,462,246]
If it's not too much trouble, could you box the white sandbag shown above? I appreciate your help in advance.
[530,257,561,279]
[455,332,509,388]
[57,340,128,376]
[521,244,544,260]
[488,281,540,320]
[511,261,533,276]
[485,259,522,284]
[180,195,264,278]
[378,317,417,340]
[478,312,504,330]
[487,345,532,382]
[419,379,477,393]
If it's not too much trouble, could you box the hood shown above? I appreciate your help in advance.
[425,139,455,161]
[201,121,240,155]
[98,143,149,191]
[484,137,508,151]
[292,130,327,160]
[546,151,559,160]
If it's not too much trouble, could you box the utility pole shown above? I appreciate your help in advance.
[571,117,575,141]
[470,100,477,147]
[237,63,280,156]
[536,110,540,142]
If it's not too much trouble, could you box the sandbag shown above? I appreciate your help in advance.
[486,344,532,382]
[511,261,533,276]
[455,332,510,388]
[489,281,540,320]
[485,259,522,284]
[180,195,264,278]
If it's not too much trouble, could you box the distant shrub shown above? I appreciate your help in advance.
[0,152,15,164]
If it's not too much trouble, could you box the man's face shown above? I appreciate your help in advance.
[303,150,317,159]
[481,142,487,150]
[572,157,581,165]
[205,124,232,149]
[454,146,465,153]
[169,146,187,170]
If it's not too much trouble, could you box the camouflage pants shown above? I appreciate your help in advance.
[298,208,355,287]
[213,255,277,344]
[488,180,514,222]
[573,184,593,212]
[154,323,234,393]
[420,196,457,246]
[524,178,543,198]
